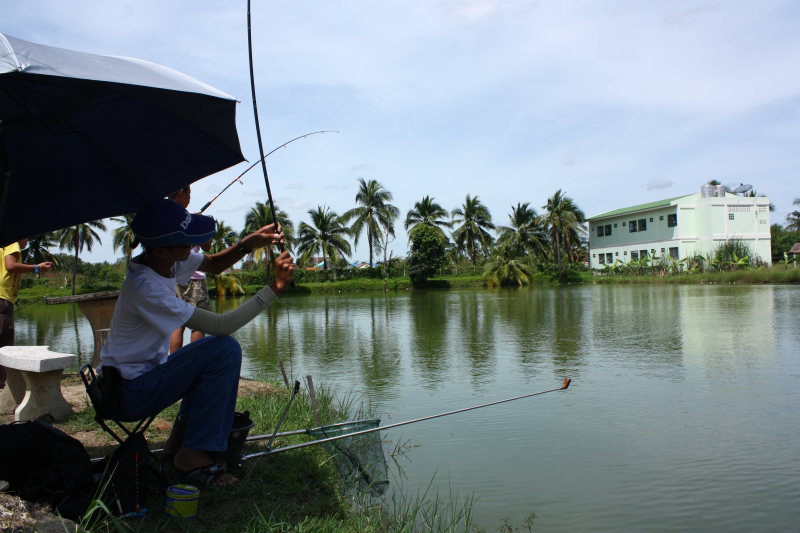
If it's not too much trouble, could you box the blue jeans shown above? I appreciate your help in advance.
[116,335,242,452]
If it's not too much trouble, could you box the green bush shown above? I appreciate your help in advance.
[407,225,447,286]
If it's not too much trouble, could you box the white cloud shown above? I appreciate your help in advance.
[646,178,675,191]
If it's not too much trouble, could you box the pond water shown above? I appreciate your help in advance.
[17,284,800,531]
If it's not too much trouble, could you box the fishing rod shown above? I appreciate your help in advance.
[198,130,338,214]
[242,378,572,460]
[246,0,282,248]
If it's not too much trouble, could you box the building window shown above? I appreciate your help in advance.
[624,251,627,256]
[622,221,627,227]
[630,251,638,260]
[729,213,735,220]
[669,247,679,259]
[660,248,665,253]
[667,214,677,227]
[614,223,618,227]
[659,215,664,221]
[638,219,647,231]
[629,220,637,232]
[640,249,648,258]
[606,253,613,263]
[597,224,613,237]
[615,251,619,256]
[651,249,656,255]
[599,254,605,264]
[649,217,653,222]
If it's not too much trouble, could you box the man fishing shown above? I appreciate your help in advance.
[99,198,296,487]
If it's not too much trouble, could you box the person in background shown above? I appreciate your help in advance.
[167,185,211,352]
[0,239,54,388]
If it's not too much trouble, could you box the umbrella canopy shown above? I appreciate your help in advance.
[0,33,245,246]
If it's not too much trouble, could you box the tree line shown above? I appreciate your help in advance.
[24,183,798,290]
[22,179,589,288]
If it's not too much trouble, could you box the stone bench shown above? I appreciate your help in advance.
[0,346,76,422]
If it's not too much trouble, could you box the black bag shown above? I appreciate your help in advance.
[0,420,95,520]
[96,432,150,516]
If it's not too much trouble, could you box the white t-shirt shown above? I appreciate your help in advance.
[100,252,204,380]
[189,245,206,281]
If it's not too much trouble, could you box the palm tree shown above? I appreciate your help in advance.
[296,206,352,280]
[543,190,586,276]
[243,201,294,265]
[786,198,800,232]
[210,220,239,254]
[56,220,107,294]
[483,244,534,287]
[22,232,59,265]
[342,178,399,267]
[451,194,495,266]
[496,202,549,260]
[405,196,451,239]
[111,214,137,264]
[207,220,243,296]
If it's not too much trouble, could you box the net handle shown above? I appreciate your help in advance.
[243,378,571,460]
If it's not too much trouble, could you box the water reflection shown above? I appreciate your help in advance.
[353,296,401,392]
[455,291,497,383]
[677,285,776,370]
[15,303,93,364]
[409,291,452,389]
[548,287,588,371]
[590,285,685,376]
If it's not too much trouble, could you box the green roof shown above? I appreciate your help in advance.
[588,195,690,220]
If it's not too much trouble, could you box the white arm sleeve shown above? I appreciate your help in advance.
[184,286,277,336]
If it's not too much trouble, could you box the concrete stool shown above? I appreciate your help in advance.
[0,346,76,422]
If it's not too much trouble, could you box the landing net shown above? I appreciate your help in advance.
[307,418,389,496]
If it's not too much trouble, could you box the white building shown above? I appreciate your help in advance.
[587,185,772,269]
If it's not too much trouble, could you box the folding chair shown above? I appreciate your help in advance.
[79,363,157,446]
[80,364,169,515]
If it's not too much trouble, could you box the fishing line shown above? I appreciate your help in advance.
[198,130,338,214]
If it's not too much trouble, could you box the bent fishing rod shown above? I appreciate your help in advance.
[246,0,283,248]
[243,378,572,460]
[198,130,338,214]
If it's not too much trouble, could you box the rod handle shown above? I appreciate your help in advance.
[561,378,571,390]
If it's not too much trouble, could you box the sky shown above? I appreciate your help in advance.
[4,0,800,264]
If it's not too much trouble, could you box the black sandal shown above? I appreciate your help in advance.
[177,463,236,489]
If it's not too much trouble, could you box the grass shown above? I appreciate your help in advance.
[591,265,800,285]
[240,275,487,295]
[46,376,520,533]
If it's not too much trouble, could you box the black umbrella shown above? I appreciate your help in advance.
[0,33,245,246]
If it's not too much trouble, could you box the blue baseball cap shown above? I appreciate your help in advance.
[132,199,215,248]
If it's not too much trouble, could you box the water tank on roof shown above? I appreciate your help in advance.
[701,184,715,198]
[714,184,726,197]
